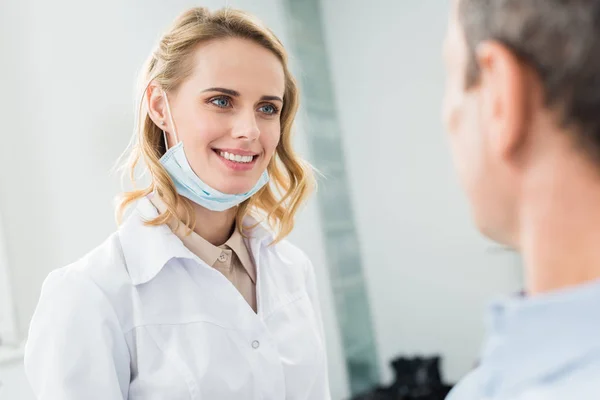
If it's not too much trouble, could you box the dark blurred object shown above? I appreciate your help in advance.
[351,355,453,400]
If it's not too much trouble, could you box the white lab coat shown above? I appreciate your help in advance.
[24,197,331,399]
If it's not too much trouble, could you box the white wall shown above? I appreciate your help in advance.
[0,359,35,400]
[0,211,18,346]
[0,0,348,398]
[320,0,522,384]
[0,342,34,400]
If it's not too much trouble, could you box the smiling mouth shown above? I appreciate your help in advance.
[213,149,258,164]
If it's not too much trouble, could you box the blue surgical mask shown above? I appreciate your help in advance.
[158,91,269,212]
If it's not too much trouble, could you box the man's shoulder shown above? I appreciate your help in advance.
[444,367,485,400]
[517,354,600,399]
[446,352,600,400]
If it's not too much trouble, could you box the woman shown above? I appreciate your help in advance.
[24,7,330,400]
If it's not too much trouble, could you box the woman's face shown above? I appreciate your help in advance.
[150,37,286,195]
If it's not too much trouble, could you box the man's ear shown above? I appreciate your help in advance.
[476,40,532,162]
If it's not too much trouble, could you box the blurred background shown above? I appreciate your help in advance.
[0,0,522,399]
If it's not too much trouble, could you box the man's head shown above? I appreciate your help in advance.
[443,0,600,247]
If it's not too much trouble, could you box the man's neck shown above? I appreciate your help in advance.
[520,153,600,295]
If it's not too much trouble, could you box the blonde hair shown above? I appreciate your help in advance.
[116,7,315,243]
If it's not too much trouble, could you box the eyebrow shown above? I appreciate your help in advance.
[202,87,283,103]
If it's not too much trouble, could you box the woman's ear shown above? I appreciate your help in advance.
[146,83,168,129]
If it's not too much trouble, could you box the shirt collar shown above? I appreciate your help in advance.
[223,227,257,283]
[481,278,600,391]
[118,196,271,286]
[172,214,257,283]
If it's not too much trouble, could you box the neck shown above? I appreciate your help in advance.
[519,151,600,295]
[188,202,237,246]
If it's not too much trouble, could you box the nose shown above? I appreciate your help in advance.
[232,110,260,141]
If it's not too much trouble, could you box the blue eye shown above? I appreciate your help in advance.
[210,97,231,108]
[259,104,278,115]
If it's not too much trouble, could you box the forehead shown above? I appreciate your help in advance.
[186,37,285,95]
[451,0,461,15]
[443,0,466,63]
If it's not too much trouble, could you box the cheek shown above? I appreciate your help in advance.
[459,102,498,225]
[183,113,228,149]
[443,86,467,161]
[260,123,281,154]
[442,73,467,138]
[448,94,486,188]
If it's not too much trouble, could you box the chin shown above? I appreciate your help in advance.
[474,213,515,247]
[476,221,500,242]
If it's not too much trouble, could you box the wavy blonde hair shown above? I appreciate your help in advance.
[116,7,315,243]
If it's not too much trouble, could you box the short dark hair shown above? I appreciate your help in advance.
[459,0,600,162]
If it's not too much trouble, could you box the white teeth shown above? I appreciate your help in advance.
[218,151,254,163]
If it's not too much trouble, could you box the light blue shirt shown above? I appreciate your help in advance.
[447,279,600,399]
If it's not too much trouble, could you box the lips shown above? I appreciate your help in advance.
[212,148,260,172]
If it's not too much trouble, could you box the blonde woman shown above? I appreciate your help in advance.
[24,7,330,400]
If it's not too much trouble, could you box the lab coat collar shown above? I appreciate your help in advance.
[118,196,273,286]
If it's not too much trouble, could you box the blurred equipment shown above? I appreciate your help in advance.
[351,355,453,400]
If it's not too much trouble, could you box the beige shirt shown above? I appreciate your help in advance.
[149,195,257,312]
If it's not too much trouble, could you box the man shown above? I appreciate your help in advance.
[442,0,600,398]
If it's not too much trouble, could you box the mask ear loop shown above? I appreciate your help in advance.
[162,90,179,150]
